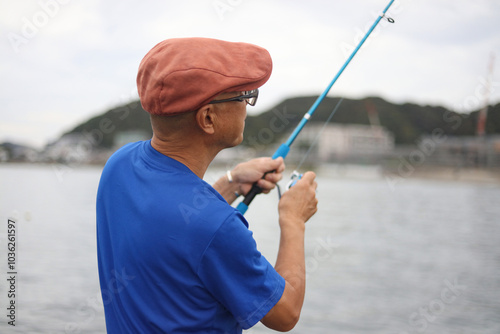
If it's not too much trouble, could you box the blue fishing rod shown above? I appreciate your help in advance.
[237,0,396,214]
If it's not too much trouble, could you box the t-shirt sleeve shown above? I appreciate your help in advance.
[197,213,285,329]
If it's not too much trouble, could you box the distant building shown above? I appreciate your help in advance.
[0,146,8,162]
[43,133,92,163]
[290,124,394,164]
[418,134,500,168]
[0,142,40,162]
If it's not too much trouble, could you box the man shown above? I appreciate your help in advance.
[96,37,318,333]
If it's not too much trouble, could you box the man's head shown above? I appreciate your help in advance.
[149,89,250,150]
[136,37,272,116]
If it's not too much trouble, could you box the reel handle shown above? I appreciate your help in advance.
[286,170,303,189]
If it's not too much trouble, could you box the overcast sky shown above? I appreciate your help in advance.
[1,0,499,148]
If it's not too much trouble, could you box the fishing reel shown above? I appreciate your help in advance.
[286,170,303,189]
[276,170,303,199]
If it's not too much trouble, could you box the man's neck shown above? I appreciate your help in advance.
[150,134,219,179]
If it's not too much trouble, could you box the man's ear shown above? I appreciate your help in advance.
[195,105,216,135]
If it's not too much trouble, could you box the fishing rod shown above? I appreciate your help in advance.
[236,0,396,214]
[282,97,344,192]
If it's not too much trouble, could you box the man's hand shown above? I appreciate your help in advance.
[231,157,285,196]
[212,157,285,204]
[278,171,318,226]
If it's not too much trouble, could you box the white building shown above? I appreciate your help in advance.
[43,133,92,163]
[292,124,394,163]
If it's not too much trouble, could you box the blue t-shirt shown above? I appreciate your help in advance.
[96,140,285,333]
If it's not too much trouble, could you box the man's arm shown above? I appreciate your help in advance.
[261,172,318,331]
[213,159,317,331]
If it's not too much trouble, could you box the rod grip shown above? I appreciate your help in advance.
[236,171,272,214]
[241,183,263,206]
[236,144,289,214]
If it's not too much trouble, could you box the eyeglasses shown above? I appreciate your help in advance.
[208,89,259,106]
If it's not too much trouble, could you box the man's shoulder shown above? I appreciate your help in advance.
[106,141,144,165]
[177,180,243,228]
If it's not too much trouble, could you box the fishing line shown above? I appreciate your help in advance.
[276,97,344,199]
[294,98,344,172]
[237,0,396,214]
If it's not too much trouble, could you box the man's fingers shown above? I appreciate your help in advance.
[272,157,285,173]
[264,171,282,183]
[299,171,316,184]
[257,179,276,193]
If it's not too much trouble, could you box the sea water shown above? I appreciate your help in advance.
[0,163,499,333]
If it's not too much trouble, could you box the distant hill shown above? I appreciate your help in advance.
[61,100,153,149]
[61,96,500,149]
[243,96,500,148]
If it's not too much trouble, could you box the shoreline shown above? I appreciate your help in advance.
[315,163,500,185]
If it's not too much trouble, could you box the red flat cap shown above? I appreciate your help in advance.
[137,37,272,116]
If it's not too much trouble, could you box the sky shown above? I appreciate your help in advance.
[1,0,499,149]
